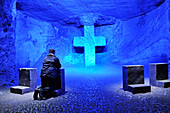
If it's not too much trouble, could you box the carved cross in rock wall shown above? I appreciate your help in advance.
[73,25,106,66]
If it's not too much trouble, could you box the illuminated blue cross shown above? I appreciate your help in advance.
[73,25,106,66]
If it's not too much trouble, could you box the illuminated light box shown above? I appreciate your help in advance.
[149,63,170,88]
[123,65,151,94]
[10,68,37,94]
[73,25,106,67]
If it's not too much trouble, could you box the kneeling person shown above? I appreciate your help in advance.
[34,49,61,100]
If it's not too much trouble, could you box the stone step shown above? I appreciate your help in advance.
[128,84,151,94]
[10,86,31,94]
[157,80,170,88]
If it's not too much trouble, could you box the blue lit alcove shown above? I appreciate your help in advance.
[0,0,170,112]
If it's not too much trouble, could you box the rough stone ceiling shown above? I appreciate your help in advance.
[16,0,165,22]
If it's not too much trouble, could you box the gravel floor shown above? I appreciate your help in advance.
[0,66,170,113]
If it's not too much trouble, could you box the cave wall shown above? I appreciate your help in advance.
[0,0,17,86]
[168,0,170,62]
[117,1,169,65]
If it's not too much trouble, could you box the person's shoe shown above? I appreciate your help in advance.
[33,90,39,100]
[39,92,45,100]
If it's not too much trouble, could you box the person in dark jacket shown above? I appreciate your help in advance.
[34,49,61,100]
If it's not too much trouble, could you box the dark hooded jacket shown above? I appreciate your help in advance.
[40,53,61,79]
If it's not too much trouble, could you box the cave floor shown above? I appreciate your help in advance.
[0,65,170,112]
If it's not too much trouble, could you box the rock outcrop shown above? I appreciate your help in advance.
[0,0,17,86]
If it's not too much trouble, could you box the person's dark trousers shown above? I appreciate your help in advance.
[33,76,47,100]
[41,76,56,89]
[41,76,57,98]
[34,76,57,100]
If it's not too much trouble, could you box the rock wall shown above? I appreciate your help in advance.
[117,1,169,65]
[16,0,166,21]
[0,0,17,86]
[169,0,170,30]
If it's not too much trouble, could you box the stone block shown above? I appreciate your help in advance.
[123,65,144,90]
[157,80,170,88]
[123,65,151,94]
[128,84,151,94]
[53,69,65,96]
[149,63,170,88]
[10,86,30,94]
[10,68,37,94]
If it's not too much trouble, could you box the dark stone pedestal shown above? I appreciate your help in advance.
[123,65,151,94]
[149,63,170,88]
[53,69,65,96]
[10,68,37,94]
